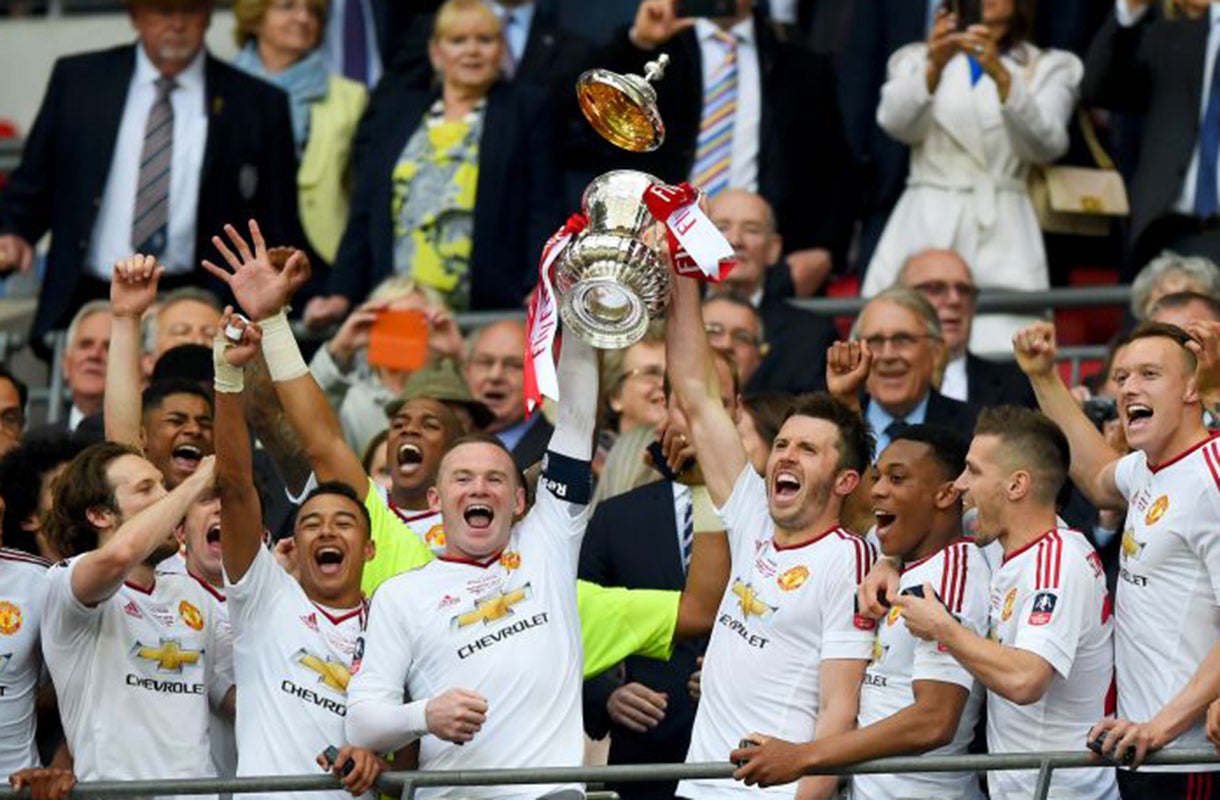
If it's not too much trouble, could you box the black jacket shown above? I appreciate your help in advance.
[579,479,703,800]
[1083,8,1212,256]
[597,16,856,259]
[329,79,563,309]
[0,45,302,341]
[746,292,838,395]
[965,353,1037,409]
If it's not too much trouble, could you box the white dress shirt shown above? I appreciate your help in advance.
[493,1,535,69]
[87,45,207,279]
[939,354,969,402]
[322,0,384,88]
[694,17,761,192]
[1116,0,1220,214]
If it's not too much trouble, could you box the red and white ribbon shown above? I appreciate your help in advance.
[524,213,588,415]
[642,181,736,282]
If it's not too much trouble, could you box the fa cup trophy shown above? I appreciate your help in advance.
[556,56,673,349]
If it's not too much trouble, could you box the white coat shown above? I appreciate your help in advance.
[863,42,1083,351]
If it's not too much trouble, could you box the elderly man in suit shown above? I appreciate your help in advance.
[706,189,837,393]
[1084,0,1220,276]
[0,0,301,348]
[833,287,978,458]
[897,249,1035,408]
[464,319,553,471]
[602,0,855,296]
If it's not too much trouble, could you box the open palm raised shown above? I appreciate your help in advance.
[202,219,311,321]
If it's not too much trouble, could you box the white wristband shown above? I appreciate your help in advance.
[212,339,244,394]
[260,309,309,383]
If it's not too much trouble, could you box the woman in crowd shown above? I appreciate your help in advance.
[862,0,1081,347]
[304,0,562,329]
[231,0,367,268]
[1129,251,1220,320]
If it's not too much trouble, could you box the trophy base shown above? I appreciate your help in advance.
[560,277,651,350]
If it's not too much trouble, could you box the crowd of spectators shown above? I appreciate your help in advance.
[7,1,1220,800]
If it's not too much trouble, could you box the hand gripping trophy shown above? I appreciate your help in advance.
[524,53,735,411]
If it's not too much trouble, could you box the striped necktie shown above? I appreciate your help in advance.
[692,31,738,197]
[131,76,176,257]
[676,484,695,575]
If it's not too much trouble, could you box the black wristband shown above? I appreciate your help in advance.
[540,451,593,505]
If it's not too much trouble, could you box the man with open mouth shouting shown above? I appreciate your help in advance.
[732,424,990,800]
[1013,320,1220,800]
[210,310,388,800]
[664,268,876,800]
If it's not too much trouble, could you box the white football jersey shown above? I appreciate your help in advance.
[852,539,989,800]
[985,528,1117,800]
[192,576,237,788]
[347,487,588,800]
[1113,439,1220,770]
[226,546,369,800]
[41,559,230,800]
[0,549,50,777]
[679,467,876,800]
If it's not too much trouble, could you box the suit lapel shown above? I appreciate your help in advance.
[85,46,138,202]
[516,13,554,80]
[1187,15,1211,126]
[200,55,225,188]
[475,83,512,230]
[933,56,987,167]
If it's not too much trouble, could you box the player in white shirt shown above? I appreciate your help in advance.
[210,310,387,800]
[31,442,232,800]
[1014,320,1220,800]
[664,271,874,800]
[0,547,51,779]
[732,423,988,800]
[896,406,1118,800]
[199,220,600,799]
[342,314,599,800]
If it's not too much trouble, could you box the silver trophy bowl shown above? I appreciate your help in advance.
[555,170,671,349]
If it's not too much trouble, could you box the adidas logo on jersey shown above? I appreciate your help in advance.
[301,613,319,632]
[123,600,142,619]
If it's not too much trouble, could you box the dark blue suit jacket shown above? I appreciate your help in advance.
[328,79,563,309]
[579,479,704,800]
[0,45,302,341]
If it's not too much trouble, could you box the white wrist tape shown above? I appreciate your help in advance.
[260,309,309,382]
[212,339,244,394]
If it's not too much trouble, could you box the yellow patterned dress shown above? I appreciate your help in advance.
[390,100,483,310]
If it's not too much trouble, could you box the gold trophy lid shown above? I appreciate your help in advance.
[576,54,669,153]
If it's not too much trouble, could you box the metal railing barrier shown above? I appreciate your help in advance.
[2,750,1217,800]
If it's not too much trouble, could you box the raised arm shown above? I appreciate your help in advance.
[202,220,369,500]
[666,273,747,506]
[1013,323,1124,509]
[105,254,163,447]
[71,456,216,606]
[675,519,730,640]
[212,311,266,582]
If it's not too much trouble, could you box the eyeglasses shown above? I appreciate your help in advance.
[912,280,979,300]
[705,323,762,348]
[860,333,939,352]
[618,365,665,385]
[468,355,524,374]
[0,408,25,434]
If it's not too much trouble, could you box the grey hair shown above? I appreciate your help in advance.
[1131,251,1220,319]
[850,287,943,340]
[64,300,112,351]
[142,287,222,353]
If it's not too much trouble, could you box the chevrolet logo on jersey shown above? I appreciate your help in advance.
[732,580,776,620]
[451,584,533,630]
[296,650,351,693]
[132,639,202,673]
[1122,529,1147,560]
[869,637,888,665]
